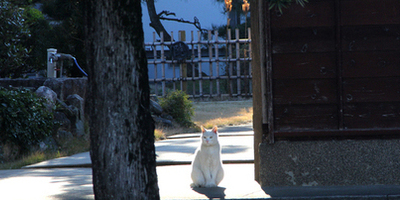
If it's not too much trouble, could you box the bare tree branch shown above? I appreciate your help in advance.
[146,0,172,42]
[159,15,207,34]
[145,0,207,42]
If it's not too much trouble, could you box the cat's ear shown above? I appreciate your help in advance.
[212,126,218,134]
[201,126,206,133]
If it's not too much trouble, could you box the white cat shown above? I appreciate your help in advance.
[190,126,224,188]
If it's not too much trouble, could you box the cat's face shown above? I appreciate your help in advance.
[201,126,218,146]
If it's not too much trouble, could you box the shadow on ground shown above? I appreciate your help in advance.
[192,186,226,200]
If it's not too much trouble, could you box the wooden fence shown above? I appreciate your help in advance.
[145,28,252,98]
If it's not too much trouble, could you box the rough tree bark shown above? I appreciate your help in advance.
[84,1,160,199]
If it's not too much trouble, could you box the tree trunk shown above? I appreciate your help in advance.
[84,1,159,199]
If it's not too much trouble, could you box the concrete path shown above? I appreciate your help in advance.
[23,125,254,168]
[1,124,400,200]
[1,124,266,200]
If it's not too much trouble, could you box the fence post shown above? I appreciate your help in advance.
[152,32,158,96]
[228,29,233,97]
[235,28,241,96]
[215,31,221,97]
[179,30,187,93]
[161,32,166,96]
[197,31,203,97]
[208,30,213,97]
[191,31,196,97]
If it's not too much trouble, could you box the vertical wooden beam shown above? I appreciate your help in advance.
[248,28,252,96]
[251,0,267,183]
[265,1,274,144]
[335,0,344,130]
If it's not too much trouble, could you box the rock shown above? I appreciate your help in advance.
[38,137,58,151]
[44,78,87,101]
[66,94,85,137]
[56,130,74,142]
[153,115,173,127]
[66,94,84,120]
[0,78,46,90]
[54,111,72,131]
[150,99,163,115]
[0,142,20,162]
[35,86,57,112]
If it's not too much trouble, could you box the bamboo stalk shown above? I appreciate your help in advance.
[153,32,158,96]
[228,29,233,97]
[208,30,213,97]
[198,31,203,97]
[236,28,241,96]
[191,31,196,97]
[161,31,166,96]
[215,30,220,97]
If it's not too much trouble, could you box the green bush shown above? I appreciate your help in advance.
[0,87,54,152]
[159,90,194,127]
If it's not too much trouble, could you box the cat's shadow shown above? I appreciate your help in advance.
[192,186,226,200]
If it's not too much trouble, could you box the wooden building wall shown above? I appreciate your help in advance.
[262,0,400,139]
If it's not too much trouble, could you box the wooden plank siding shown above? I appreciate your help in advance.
[267,0,400,139]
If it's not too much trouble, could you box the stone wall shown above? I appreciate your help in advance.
[0,78,87,100]
[0,78,88,156]
[259,139,400,187]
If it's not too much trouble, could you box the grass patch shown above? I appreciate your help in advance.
[155,125,200,137]
[155,99,253,136]
[0,151,63,170]
[0,136,90,170]
[192,100,253,129]
[154,129,166,140]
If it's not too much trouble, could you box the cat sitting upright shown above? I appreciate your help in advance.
[190,126,224,188]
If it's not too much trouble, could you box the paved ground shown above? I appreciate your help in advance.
[1,124,400,200]
[22,124,254,168]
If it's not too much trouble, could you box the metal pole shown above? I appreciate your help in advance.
[47,48,57,78]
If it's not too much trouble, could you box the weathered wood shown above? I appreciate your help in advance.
[271,27,335,53]
[341,25,400,52]
[270,0,335,28]
[341,0,400,26]
[343,77,400,103]
[273,53,336,79]
[265,0,400,139]
[344,102,400,129]
[274,104,338,131]
[273,79,337,105]
[342,51,400,78]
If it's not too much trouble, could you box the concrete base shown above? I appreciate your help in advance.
[259,139,400,187]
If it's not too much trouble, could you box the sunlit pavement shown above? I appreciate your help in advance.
[2,124,400,199]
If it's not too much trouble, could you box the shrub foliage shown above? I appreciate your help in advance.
[0,87,54,152]
[159,90,194,127]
